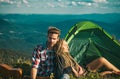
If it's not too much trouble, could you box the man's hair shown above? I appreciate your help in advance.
[48,26,61,37]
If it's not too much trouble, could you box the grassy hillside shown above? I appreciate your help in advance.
[0,48,120,79]
[0,48,31,65]
[0,48,31,76]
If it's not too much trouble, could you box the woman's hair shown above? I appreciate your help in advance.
[53,39,80,77]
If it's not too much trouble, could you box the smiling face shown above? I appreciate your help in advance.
[47,33,59,48]
[53,39,69,54]
[47,27,60,48]
[62,40,69,53]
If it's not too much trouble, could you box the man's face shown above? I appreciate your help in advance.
[48,33,59,47]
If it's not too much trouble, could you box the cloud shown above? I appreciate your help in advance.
[92,0,120,9]
[0,0,9,3]
[0,0,14,4]
[108,1,120,8]
[91,0,109,8]
[0,0,120,14]
[0,0,109,8]
[0,0,30,7]
[77,2,92,6]
[22,0,28,4]
[93,0,108,3]
[50,1,93,7]
[20,0,30,7]
[57,2,67,7]
[46,1,67,8]
[43,0,114,10]
[71,1,77,6]
[47,3,55,7]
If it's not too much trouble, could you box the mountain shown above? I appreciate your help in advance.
[0,13,120,54]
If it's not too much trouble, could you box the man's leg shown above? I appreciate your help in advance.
[86,57,120,72]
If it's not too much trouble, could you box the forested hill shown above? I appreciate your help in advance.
[0,13,120,54]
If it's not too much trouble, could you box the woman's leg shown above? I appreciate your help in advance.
[86,57,120,72]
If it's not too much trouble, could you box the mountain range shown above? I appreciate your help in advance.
[0,13,120,54]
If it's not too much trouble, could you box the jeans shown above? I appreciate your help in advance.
[60,73,70,79]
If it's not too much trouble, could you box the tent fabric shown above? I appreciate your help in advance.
[65,21,120,69]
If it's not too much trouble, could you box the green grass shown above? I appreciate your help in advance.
[69,72,120,79]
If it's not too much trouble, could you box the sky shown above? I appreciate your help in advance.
[0,0,120,14]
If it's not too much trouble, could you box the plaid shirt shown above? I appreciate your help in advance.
[32,44,55,77]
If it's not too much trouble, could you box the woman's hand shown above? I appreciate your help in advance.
[71,65,84,77]
[71,66,79,77]
[78,65,84,76]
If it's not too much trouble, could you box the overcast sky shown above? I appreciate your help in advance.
[0,0,120,14]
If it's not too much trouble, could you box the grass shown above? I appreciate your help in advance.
[0,48,120,79]
[69,72,120,79]
[0,62,120,79]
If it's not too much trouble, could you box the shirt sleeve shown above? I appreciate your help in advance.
[31,45,43,68]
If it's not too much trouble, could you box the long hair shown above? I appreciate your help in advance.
[53,39,80,77]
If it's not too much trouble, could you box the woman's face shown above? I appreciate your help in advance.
[62,40,69,52]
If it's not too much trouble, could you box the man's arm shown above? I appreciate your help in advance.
[31,68,37,79]
[31,45,42,79]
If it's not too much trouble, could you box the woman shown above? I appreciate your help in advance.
[53,39,120,78]
[53,39,84,79]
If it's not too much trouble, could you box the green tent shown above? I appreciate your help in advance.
[65,21,120,69]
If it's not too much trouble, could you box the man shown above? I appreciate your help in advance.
[31,27,60,79]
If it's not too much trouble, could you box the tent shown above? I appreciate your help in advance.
[65,21,120,69]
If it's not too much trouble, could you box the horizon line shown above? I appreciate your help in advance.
[0,13,120,15]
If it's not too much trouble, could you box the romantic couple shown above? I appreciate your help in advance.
[31,27,120,79]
